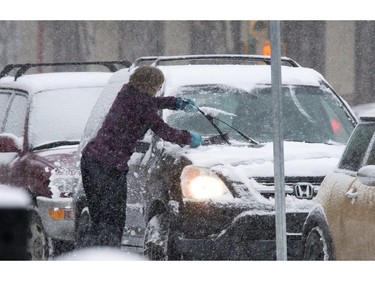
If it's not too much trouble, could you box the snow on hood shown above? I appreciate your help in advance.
[36,145,79,198]
[163,140,344,212]
[178,141,344,179]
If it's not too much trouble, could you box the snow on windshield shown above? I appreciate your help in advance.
[29,87,102,148]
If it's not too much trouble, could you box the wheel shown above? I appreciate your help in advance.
[303,226,333,260]
[144,213,179,260]
[26,212,50,260]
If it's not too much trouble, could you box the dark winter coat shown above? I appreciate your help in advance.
[82,83,192,172]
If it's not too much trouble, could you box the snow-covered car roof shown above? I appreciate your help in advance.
[159,64,328,93]
[0,72,113,93]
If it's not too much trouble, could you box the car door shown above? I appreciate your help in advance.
[342,176,375,260]
[122,132,154,248]
[0,90,28,186]
[338,124,375,259]
[342,132,375,260]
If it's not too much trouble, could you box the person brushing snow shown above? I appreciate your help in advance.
[79,65,202,248]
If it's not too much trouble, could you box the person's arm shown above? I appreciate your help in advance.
[148,110,191,146]
[155,96,197,112]
[154,96,178,110]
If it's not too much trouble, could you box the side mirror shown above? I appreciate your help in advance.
[0,133,22,153]
[357,165,375,186]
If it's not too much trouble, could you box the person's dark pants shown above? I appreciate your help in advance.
[80,154,128,248]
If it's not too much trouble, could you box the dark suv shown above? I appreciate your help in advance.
[74,55,357,260]
[0,61,130,260]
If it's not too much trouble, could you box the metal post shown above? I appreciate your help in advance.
[270,21,287,260]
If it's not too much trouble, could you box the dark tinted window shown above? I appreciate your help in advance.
[338,123,375,171]
[165,84,355,144]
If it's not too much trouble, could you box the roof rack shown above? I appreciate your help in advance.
[130,56,160,68]
[0,60,132,81]
[150,55,301,67]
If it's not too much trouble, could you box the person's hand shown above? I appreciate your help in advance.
[190,133,202,148]
[176,97,197,112]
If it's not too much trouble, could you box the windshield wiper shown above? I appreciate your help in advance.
[196,105,259,145]
[196,106,231,144]
[33,141,80,151]
[210,116,259,145]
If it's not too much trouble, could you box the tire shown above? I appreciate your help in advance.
[26,212,50,260]
[303,226,333,260]
[144,213,179,260]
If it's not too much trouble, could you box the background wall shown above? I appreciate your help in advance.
[0,20,373,107]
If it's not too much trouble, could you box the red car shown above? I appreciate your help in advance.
[0,61,130,260]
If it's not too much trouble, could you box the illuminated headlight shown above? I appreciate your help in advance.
[180,166,232,200]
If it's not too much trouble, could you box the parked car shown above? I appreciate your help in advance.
[73,55,357,260]
[302,115,375,260]
[0,60,131,260]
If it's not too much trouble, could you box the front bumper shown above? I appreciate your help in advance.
[171,200,308,260]
[36,196,75,241]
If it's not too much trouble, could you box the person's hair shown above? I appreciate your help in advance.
[129,66,164,96]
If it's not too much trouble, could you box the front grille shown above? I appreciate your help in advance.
[252,176,325,199]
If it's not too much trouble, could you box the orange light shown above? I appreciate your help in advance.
[331,118,342,134]
[262,42,271,56]
[49,208,65,220]
[48,208,74,220]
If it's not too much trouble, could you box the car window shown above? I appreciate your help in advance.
[3,93,28,137]
[0,91,13,130]
[338,123,375,171]
[28,87,102,149]
[363,132,375,166]
[165,84,355,144]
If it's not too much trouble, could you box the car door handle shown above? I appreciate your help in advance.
[345,188,358,201]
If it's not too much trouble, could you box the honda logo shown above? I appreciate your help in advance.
[293,183,314,199]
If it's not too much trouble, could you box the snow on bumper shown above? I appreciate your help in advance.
[36,196,74,241]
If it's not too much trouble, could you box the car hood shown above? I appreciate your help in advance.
[161,141,342,211]
[166,140,343,198]
[177,141,345,179]
[34,145,79,198]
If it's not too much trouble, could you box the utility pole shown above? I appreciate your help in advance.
[270,20,287,260]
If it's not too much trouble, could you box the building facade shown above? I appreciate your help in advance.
[0,21,373,106]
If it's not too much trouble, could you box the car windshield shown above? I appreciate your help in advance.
[164,84,355,144]
[29,87,102,149]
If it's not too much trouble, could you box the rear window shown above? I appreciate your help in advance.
[165,84,355,144]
